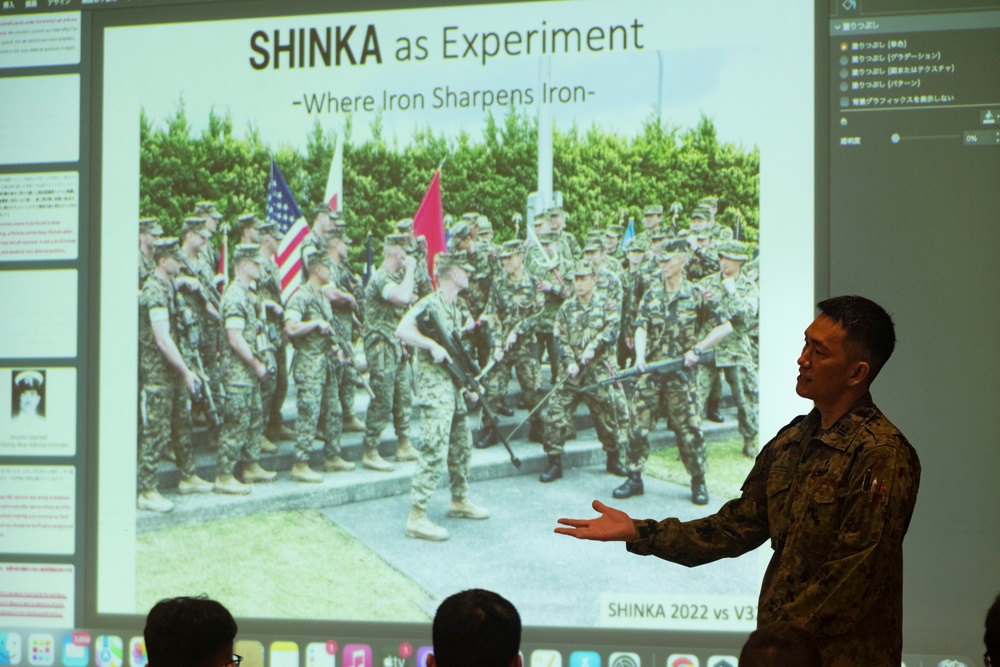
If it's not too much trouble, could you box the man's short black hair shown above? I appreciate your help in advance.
[986,592,1000,665]
[818,295,896,379]
[144,596,237,667]
[739,622,822,667]
[432,589,520,667]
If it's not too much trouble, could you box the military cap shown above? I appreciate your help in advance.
[651,230,670,242]
[181,217,211,238]
[572,259,597,277]
[538,231,559,245]
[657,239,689,261]
[461,211,479,222]
[698,196,719,210]
[716,239,749,261]
[233,244,263,264]
[691,207,710,220]
[548,206,566,216]
[449,221,472,243]
[476,217,493,232]
[257,220,283,241]
[626,238,650,254]
[303,248,334,270]
[643,204,664,216]
[533,213,548,226]
[396,218,415,232]
[385,233,412,251]
[498,240,526,258]
[311,202,333,217]
[605,225,624,238]
[583,240,604,253]
[329,227,353,245]
[152,237,184,262]
[194,201,223,219]
[14,371,44,390]
[435,251,475,275]
[719,227,734,241]
[237,213,261,230]
[586,230,604,241]
[139,217,164,235]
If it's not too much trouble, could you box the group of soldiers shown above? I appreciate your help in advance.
[136,196,759,541]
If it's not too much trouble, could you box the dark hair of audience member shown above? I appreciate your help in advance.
[144,595,237,667]
[432,589,521,667]
[986,592,1000,666]
[739,621,822,667]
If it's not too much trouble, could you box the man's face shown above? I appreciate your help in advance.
[313,262,331,284]
[659,254,686,281]
[20,389,40,415]
[573,273,595,299]
[244,227,260,244]
[384,246,404,270]
[315,213,333,233]
[550,214,564,231]
[796,314,858,404]
[163,255,182,276]
[603,236,618,253]
[627,250,645,270]
[452,266,470,290]
[186,231,206,252]
[202,213,219,233]
[140,231,155,249]
[643,213,662,230]
[454,237,474,253]
[720,256,742,278]
[501,253,523,275]
[584,249,604,266]
[243,258,261,281]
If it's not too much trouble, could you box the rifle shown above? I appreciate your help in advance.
[327,327,375,399]
[175,303,221,428]
[416,305,521,469]
[579,349,716,393]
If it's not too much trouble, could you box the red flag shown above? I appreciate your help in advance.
[412,170,445,280]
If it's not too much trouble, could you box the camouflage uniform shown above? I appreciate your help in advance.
[218,278,266,475]
[627,279,726,476]
[465,239,498,365]
[558,229,583,261]
[363,266,412,452]
[525,238,573,380]
[696,270,760,450]
[483,269,545,415]
[327,260,363,423]
[138,275,196,491]
[544,288,629,459]
[408,291,473,510]
[257,254,286,429]
[178,249,222,396]
[626,397,921,667]
[139,252,156,290]
[285,283,345,462]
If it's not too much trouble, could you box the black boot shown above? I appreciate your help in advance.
[705,399,724,423]
[497,399,514,417]
[528,419,545,444]
[539,455,563,483]
[613,471,644,499]
[691,475,709,505]
[606,453,628,477]
[474,426,498,449]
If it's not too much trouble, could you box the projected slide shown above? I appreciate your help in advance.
[98,0,813,628]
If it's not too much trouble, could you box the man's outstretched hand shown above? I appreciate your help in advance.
[555,500,638,542]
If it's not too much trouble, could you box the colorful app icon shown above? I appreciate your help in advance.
[60,636,87,667]
[307,642,336,667]
[128,638,146,667]
[706,657,737,667]
[666,656,698,667]
[0,633,22,665]
[415,646,433,667]
[28,634,54,667]
[608,653,639,667]
[341,645,371,667]
[95,636,123,667]
[530,650,562,667]
[570,651,600,667]
[269,642,299,667]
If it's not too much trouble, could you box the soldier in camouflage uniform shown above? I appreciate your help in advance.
[633,204,664,250]
[526,231,573,383]
[193,201,224,289]
[139,218,162,290]
[538,259,631,483]
[215,244,278,494]
[299,203,338,273]
[618,237,651,370]
[397,218,433,299]
[696,240,760,457]
[557,296,920,667]
[550,207,582,261]
[284,249,356,482]
[465,219,498,367]
[583,241,624,305]
[603,225,626,264]
[396,252,489,541]
[686,224,721,284]
[137,238,214,513]
[481,240,545,445]
[613,240,733,505]
[361,234,418,472]
[256,220,292,446]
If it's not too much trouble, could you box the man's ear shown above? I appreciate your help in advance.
[847,360,871,387]
[426,653,436,667]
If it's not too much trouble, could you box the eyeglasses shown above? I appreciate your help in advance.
[222,655,243,667]
[985,651,992,667]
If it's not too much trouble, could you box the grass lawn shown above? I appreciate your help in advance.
[136,509,433,621]
[644,432,755,500]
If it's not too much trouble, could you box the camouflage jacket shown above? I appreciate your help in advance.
[627,396,921,667]
[285,283,338,383]
[298,229,326,278]
[686,245,720,283]
[198,238,220,279]
[696,272,758,368]
[525,244,573,332]
[594,262,624,310]
[484,270,544,348]
[220,279,263,386]
[139,274,178,386]
[139,251,156,291]
[326,262,357,346]
[413,243,433,299]
[464,242,498,317]
[635,278,726,363]
[559,230,583,261]
[179,251,221,316]
[363,266,406,352]
[554,292,620,367]
[257,254,285,346]
[409,291,466,412]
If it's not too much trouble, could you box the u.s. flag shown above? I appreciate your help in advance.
[267,158,310,303]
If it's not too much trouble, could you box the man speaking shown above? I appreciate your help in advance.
[556,296,920,667]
